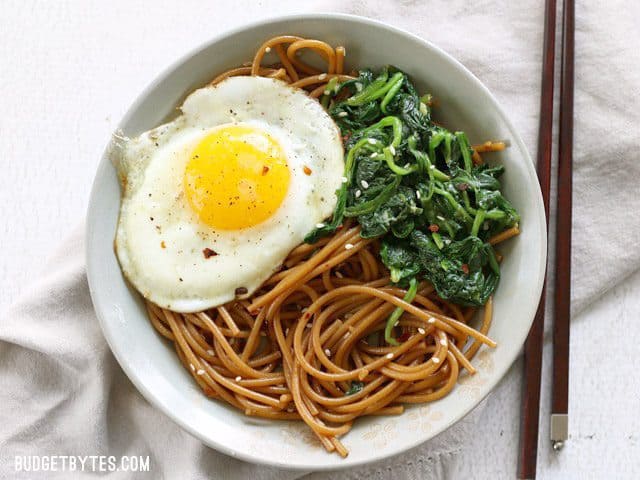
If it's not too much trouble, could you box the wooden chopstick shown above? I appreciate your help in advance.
[517,0,557,477]
[551,0,574,451]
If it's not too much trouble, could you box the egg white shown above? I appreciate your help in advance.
[114,76,344,312]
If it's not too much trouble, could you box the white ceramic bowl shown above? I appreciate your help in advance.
[86,13,546,470]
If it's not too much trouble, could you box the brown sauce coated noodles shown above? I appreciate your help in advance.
[145,36,514,457]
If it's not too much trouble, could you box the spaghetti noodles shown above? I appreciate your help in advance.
[144,36,514,457]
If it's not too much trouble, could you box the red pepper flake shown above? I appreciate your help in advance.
[398,332,411,342]
[335,89,352,103]
[342,133,351,143]
[428,224,440,233]
[303,165,312,175]
[203,248,218,259]
[456,183,469,191]
[202,386,215,397]
[160,241,166,249]
[261,165,270,175]
[461,264,470,275]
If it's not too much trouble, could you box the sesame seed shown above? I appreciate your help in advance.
[196,369,205,375]
[370,152,378,158]
[416,190,421,199]
[428,317,436,324]
[418,327,426,334]
[338,111,348,117]
[355,82,363,92]
[367,138,377,145]
[483,221,490,230]
[341,176,348,183]
[389,145,396,155]
[335,271,344,278]
[436,215,445,221]
[386,353,394,359]
[189,364,195,371]
[316,223,325,228]
[355,189,362,198]
[345,243,354,250]
[361,180,369,189]
[305,323,312,328]
[235,376,242,382]
[323,90,331,95]
[207,349,215,356]
[403,163,411,168]
[318,73,327,80]
[432,357,441,364]
[325,349,332,357]
[440,339,447,346]
[265,47,271,53]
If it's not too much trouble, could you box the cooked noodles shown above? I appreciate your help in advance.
[144,36,515,457]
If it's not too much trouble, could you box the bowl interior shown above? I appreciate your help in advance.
[86,14,545,470]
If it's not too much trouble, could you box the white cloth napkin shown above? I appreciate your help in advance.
[2,0,640,479]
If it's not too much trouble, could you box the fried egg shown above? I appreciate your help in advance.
[114,76,343,312]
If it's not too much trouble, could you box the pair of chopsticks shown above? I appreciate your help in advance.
[518,0,574,477]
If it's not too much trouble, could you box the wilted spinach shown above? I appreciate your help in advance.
[345,381,364,396]
[304,67,520,342]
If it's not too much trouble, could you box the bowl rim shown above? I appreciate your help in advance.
[86,11,547,470]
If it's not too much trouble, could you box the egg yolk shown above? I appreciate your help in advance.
[184,125,291,230]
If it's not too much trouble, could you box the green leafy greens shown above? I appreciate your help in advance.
[345,381,364,396]
[305,67,520,341]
